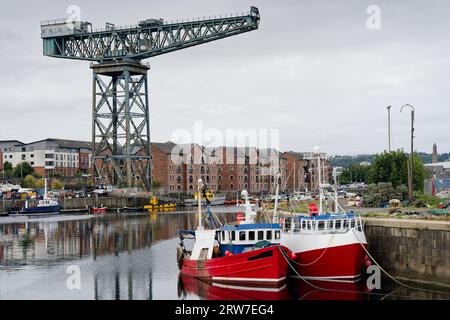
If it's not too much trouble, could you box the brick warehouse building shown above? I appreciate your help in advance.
[151,142,291,195]
[282,151,333,192]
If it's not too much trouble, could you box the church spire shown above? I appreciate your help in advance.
[432,142,438,163]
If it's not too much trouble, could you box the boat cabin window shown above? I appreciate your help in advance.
[266,230,272,240]
[335,220,342,229]
[199,248,209,260]
[318,221,325,231]
[249,231,255,241]
[257,230,264,240]
[357,219,363,232]
[231,231,236,241]
[294,220,301,233]
[221,231,226,241]
[351,219,355,229]
[275,230,280,240]
[239,231,246,241]
[327,220,333,230]
[302,221,307,230]
[284,218,291,231]
[307,221,312,230]
[343,220,349,229]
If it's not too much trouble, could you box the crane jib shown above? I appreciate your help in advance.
[41,7,260,62]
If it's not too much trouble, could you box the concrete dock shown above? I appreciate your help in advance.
[364,217,450,286]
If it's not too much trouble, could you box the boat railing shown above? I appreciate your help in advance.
[282,216,364,234]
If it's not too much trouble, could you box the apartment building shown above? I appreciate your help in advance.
[2,138,92,176]
[0,140,25,173]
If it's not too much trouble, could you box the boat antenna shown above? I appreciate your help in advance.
[197,179,204,230]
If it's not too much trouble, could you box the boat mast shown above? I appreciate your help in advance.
[197,179,204,230]
[333,168,338,213]
[44,177,48,199]
[273,173,280,223]
[315,146,323,215]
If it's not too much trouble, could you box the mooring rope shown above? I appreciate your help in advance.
[277,245,413,299]
[351,229,450,296]
[285,232,336,267]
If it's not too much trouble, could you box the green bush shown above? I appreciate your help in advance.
[411,192,439,208]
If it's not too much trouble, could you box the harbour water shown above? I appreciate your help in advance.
[0,208,448,300]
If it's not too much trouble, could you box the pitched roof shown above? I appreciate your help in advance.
[0,140,24,145]
[17,138,92,149]
[152,141,176,154]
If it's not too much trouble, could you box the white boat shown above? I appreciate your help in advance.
[0,181,21,193]
[93,184,113,195]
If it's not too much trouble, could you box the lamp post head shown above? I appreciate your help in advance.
[400,104,415,113]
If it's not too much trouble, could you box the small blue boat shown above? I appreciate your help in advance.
[9,195,61,215]
[9,179,61,215]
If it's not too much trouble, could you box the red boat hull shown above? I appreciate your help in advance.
[292,243,367,280]
[180,245,290,287]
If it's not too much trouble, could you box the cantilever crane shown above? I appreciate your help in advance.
[41,7,260,189]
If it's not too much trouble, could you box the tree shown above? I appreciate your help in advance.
[152,179,161,189]
[51,179,64,190]
[13,162,34,178]
[22,175,37,188]
[36,178,46,189]
[368,150,427,191]
[3,161,13,172]
[340,164,371,184]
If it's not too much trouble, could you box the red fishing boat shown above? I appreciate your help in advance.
[177,186,295,287]
[276,148,369,281]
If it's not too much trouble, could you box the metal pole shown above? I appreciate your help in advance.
[317,152,322,215]
[333,168,338,213]
[273,173,280,223]
[197,179,203,230]
[401,104,415,202]
[387,105,391,152]
[293,162,296,193]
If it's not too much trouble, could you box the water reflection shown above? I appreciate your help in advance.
[0,213,198,267]
[178,275,290,300]
[0,211,447,300]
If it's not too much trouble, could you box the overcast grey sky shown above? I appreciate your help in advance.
[0,0,448,155]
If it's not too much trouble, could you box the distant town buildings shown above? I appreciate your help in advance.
[424,160,450,195]
[1,138,333,194]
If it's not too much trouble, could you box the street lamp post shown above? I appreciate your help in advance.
[387,105,392,152]
[400,104,415,202]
